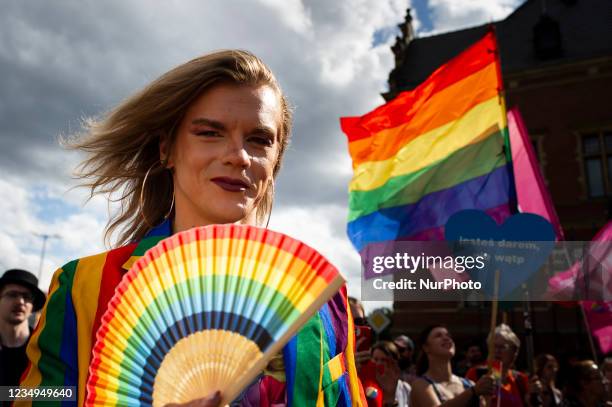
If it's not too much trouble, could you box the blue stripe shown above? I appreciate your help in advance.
[348,164,514,251]
[319,304,337,356]
[283,336,298,407]
[59,274,78,389]
[336,374,351,407]
[144,218,172,238]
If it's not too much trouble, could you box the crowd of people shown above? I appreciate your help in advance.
[1,272,611,407]
[349,297,611,407]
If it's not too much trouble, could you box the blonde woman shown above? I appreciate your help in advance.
[20,51,365,406]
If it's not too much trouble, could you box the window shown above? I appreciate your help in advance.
[582,131,612,197]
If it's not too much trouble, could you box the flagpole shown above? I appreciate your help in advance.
[563,246,597,363]
[579,243,599,362]
[488,269,501,367]
[579,303,599,364]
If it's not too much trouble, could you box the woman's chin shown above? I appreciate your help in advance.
[212,205,253,225]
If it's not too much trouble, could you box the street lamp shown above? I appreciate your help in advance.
[34,233,61,281]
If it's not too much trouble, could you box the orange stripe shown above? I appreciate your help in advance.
[348,62,498,166]
[341,30,497,143]
[18,267,64,395]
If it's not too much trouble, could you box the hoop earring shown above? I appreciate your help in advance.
[139,160,173,228]
[265,180,275,229]
[164,188,175,220]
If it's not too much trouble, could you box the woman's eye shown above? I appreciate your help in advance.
[249,135,274,146]
[197,130,221,137]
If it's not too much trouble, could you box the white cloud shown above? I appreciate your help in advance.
[424,0,524,35]
[268,204,392,312]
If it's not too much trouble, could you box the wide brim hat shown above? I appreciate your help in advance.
[0,269,46,311]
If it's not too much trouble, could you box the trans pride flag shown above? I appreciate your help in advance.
[340,30,516,252]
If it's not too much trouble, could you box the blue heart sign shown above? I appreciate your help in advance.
[444,210,556,299]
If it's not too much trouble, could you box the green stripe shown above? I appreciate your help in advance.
[348,130,507,221]
[292,314,323,406]
[321,338,341,406]
[36,260,78,406]
[132,235,165,256]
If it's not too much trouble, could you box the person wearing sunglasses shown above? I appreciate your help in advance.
[0,269,46,388]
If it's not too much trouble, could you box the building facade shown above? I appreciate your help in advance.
[385,0,612,361]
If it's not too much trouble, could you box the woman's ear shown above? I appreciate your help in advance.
[159,136,173,168]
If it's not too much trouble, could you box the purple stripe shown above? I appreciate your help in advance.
[348,164,515,251]
[399,204,512,241]
[325,292,348,354]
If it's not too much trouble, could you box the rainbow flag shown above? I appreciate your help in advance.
[340,30,516,251]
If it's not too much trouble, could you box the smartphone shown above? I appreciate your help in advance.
[355,325,372,352]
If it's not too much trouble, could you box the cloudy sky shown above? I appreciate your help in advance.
[0,0,524,310]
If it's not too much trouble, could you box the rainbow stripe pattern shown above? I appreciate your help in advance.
[86,224,345,406]
[340,30,515,251]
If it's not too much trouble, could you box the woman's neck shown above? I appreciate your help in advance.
[425,356,453,382]
[172,208,257,234]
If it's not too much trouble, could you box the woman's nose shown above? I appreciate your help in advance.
[223,138,251,167]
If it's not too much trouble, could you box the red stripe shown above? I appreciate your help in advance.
[87,242,137,402]
[341,30,497,143]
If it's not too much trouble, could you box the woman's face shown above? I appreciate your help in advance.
[371,349,391,365]
[163,83,282,230]
[424,327,455,358]
[541,358,558,381]
[493,335,518,367]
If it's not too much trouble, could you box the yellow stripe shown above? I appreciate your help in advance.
[327,353,345,382]
[345,295,364,406]
[349,96,505,191]
[72,252,107,406]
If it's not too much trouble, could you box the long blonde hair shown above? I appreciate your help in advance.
[69,50,292,246]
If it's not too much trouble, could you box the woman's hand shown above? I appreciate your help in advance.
[164,391,221,407]
[355,337,371,373]
[473,374,496,397]
[527,374,543,395]
[376,358,401,396]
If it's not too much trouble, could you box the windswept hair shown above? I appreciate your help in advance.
[67,50,292,246]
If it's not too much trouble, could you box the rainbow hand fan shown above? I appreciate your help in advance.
[86,225,345,406]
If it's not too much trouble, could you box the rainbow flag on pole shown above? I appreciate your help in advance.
[340,30,516,252]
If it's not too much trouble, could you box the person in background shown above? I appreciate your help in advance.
[350,296,373,374]
[466,323,541,407]
[455,341,484,377]
[559,360,607,407]
[535,353,562,406]
[601,358,612,404]
[0,269,46,387]
[394,335,417,384]
[411,325,494,407]
[370,341,411,407]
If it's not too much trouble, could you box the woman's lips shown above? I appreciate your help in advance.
[211,177,250,192]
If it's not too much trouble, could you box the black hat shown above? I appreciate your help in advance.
[0,269,46,311]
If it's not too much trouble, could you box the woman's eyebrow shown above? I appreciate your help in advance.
[251,125,276,137]
[191,117,225,130]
